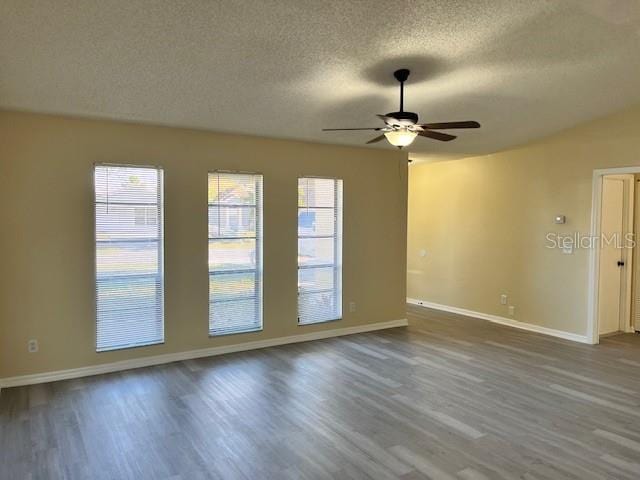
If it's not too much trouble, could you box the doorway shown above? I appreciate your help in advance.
[588,168,638,343]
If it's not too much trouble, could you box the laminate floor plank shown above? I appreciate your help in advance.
[2,304,640,479]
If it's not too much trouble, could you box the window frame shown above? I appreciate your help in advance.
[93,163,165,352]
[297,176,343,326]
[207,170,264,337]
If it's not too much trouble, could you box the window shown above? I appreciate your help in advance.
[298,177,343,324]
[208,172,263,335]
[94,165,164,352]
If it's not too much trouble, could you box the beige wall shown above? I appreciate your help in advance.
[0,110,408,378]
[408,104,640,336]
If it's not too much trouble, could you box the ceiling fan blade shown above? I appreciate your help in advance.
[366,134,386,144]
[322,127,382,131]
[418,130,457,142]
[418,121,480,130]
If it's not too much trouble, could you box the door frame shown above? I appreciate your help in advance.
[587,167,638,344]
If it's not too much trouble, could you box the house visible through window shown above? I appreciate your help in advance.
[208,172,263,335]
[298,177,343,324]
[94,165,164,352]
[134,206,158,226]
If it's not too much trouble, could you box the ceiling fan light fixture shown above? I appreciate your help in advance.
[384,129,417,148]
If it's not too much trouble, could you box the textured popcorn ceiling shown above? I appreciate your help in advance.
[2,0,640,161]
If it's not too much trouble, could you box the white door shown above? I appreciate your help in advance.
[598,177,625,335]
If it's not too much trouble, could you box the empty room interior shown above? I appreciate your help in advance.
[3,1,640,479]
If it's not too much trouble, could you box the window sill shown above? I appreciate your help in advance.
[298,317,342,326]
[97,340,165,353]
[209,326,263,338]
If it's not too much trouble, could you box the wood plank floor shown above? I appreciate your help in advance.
[2,304,640,479]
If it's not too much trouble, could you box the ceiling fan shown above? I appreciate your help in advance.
[322,69,480,148]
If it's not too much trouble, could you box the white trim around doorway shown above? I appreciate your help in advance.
[587,166,640,344]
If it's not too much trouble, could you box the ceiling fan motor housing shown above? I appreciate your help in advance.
[385,111,419,125]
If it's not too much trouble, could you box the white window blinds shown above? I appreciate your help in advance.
[94,165,164,352]
[208,172,263,335]
[298,177,343,324]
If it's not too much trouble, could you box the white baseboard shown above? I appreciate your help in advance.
[407,298,591,344]
[0,319,408,389]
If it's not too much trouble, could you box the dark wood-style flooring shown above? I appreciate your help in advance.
[2,304,640,479]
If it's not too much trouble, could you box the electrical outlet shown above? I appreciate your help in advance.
[508,306,515,317]
[500,294,508,305]
[28,339,38,353]
[349,301,356,313]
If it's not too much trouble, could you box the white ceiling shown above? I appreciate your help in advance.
[2,0,640,161]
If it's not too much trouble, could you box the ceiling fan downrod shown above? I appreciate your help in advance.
[393,69,410,113]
